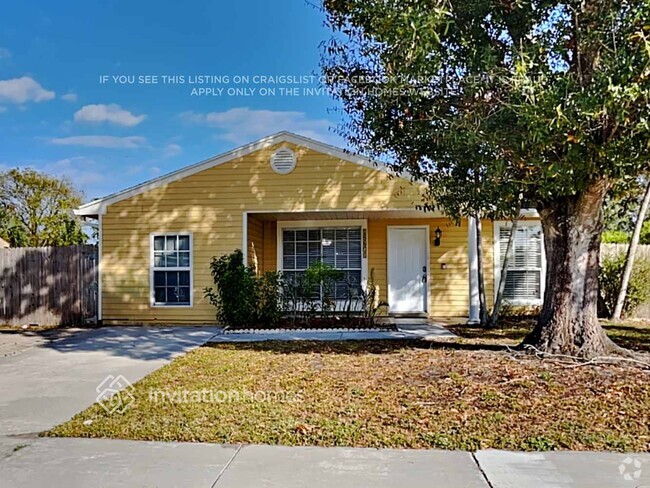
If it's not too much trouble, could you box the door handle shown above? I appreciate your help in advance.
[422,275,427,283]
[422,266,427,273]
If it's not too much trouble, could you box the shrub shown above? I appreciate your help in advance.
[354,269,389,326]
[601,230,630,244]
[256,271,284,325]
[204,250,283,328]
[599,253,650,317]
[641,221,650,245]
[282,263,388,327]
[282,261,344,325]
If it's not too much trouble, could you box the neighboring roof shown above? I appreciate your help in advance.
[75,131,408,216]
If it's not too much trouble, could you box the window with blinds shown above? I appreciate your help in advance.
[151,234,192,306]
[282,227,362,301]
[498,225,543,301]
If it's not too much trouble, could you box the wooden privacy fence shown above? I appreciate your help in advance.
[601,243,650,261]
[601,243,650,319]
[0,245,98,326]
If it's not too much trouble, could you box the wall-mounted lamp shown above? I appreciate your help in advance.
[434,227,442,247]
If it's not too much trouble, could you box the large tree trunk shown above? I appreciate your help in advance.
[522,178,623,358]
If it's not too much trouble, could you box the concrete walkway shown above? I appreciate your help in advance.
[213,319,456,342]
[1,438,648,487]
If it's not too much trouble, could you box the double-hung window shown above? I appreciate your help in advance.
[495,223,544,304]
[282,226,363,303]
[151,234,192,306]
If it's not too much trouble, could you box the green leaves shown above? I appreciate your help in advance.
[322,0,650,210]
[0,168,85,247]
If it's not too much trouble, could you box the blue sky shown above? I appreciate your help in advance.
[0,0,343,201]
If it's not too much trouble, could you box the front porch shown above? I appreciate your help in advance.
[243,210,486,318]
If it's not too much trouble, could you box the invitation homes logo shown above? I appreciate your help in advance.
[94,375,303,415]
[148,388,303,404]
[619,457,643,481]
[96,374,135,414]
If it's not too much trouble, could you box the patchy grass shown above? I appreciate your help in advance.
[49,338,650,452]
[447,319,650,352]
[0,324,62,332]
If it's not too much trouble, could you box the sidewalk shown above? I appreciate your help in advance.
[1,437,648,487]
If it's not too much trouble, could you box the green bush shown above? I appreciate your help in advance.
[282,261,344,324]
[641,221,650,245]
[599,253,650,317]
[204,250,283,328]
[601,230,630,244]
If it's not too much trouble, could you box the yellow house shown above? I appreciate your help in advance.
[76,132,544,325]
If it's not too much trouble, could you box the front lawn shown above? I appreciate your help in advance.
[447,319,650,352]
[49,331,650,452]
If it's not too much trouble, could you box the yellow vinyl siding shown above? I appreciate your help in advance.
[100,140,501,324]
[367,218,493,316]
[262,221,277,273]
[247,215,264,272]
[101,143,425,324]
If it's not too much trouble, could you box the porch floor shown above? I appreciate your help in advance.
[210,319,456,343]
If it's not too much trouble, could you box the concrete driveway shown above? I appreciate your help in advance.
[0,326,220,436]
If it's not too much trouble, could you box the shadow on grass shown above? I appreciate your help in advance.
[205,339,508,355]
[445,324,532,342]
[603,324,650,352]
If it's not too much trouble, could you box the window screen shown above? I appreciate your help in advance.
[152,234,191,306]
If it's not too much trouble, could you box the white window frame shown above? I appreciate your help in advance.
[150,232,193,308]
[276,219,369,295]
[493,221,545,306]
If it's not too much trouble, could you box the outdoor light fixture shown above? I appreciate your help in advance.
[434,227,442,247]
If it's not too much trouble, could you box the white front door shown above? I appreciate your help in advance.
[388,227,428,314]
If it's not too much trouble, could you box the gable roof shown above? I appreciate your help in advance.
[75,131,409,216]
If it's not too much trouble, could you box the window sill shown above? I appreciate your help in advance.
[151,303,193,308]
[503,298,542,307]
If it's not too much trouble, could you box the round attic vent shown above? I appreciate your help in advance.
[270,148,296,174]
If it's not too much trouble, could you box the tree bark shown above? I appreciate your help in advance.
[522,178,623,358]
[612,180,650,320]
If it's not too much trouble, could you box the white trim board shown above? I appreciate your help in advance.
[75,131,413,216]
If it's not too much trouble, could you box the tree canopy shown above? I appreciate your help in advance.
[322,0,650,357]
[0,169,86,247]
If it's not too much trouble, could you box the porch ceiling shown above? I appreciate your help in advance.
[248,209,445,221]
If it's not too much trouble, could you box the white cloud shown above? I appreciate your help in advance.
[163,143,182,158]
[0,48,10,59]
[179,107,334,145]
[49,135,148,149]
[74,103,146,127]
[0,76,55,104]
[6,157,112,199]
[42,157,106,188]
[61,92,78,103]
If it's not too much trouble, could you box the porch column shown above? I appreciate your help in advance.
[468,217,480,324]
